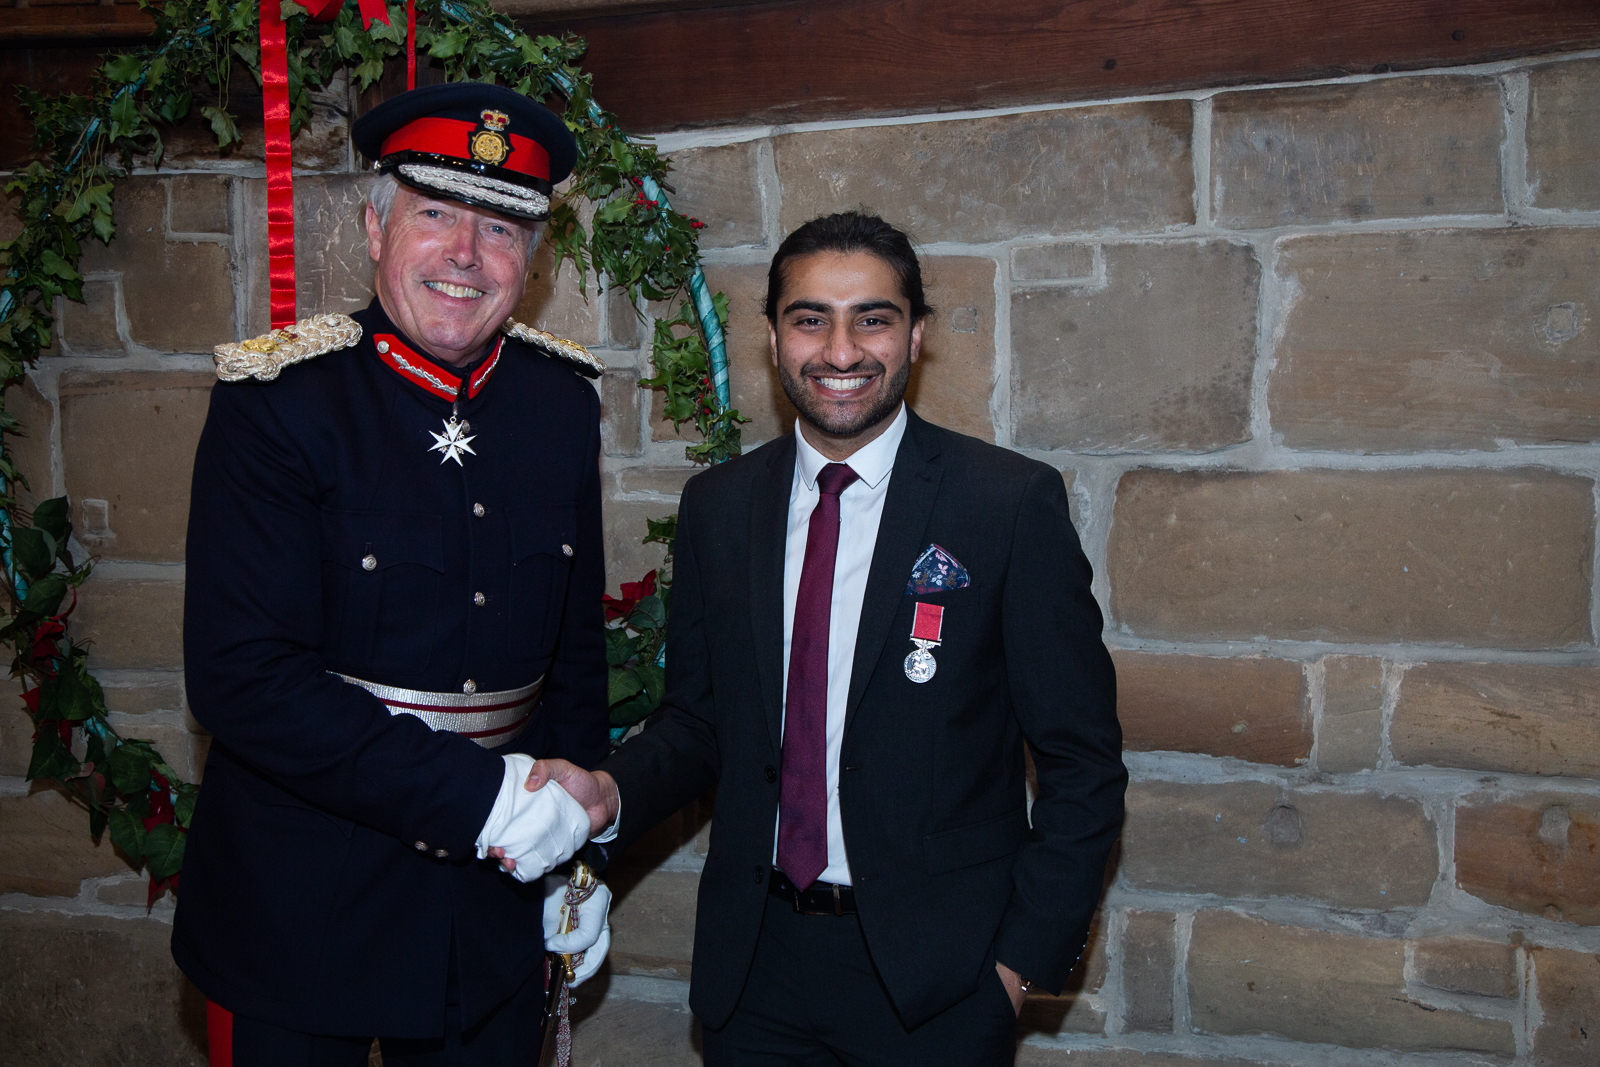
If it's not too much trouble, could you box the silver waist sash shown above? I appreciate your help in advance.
[337,674,544,749]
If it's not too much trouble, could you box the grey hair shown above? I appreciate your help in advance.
[368,172,545,255]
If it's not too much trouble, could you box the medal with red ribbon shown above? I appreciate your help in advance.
[904,602,944,684]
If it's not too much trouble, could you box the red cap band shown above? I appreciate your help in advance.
[380,117,551,180]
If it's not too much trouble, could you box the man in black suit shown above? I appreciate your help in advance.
[526,211,1124,1064]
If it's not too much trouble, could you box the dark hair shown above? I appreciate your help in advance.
[764,210,932,323]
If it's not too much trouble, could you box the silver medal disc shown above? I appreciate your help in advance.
[904,647,937,684]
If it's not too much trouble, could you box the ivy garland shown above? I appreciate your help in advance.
[0,0,742,902]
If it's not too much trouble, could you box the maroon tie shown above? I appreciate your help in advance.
[777,461,860,891]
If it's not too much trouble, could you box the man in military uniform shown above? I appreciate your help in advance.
[174,82,612,1066]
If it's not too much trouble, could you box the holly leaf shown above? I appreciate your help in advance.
[26,727,79,782]
[107,741,153,794]
[32,496,70,542]
[107,806,146,861]
[144,823,185,881]
[103,54,144,84]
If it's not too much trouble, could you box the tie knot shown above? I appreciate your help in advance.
[816,463,860,498]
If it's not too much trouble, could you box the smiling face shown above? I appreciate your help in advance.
[365,184,536,367]
[769,251,925,461]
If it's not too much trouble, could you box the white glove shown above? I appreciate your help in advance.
[474,754,589,883]
[542,872,612,987]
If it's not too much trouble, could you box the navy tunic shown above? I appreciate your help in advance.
[173,299,608,1037]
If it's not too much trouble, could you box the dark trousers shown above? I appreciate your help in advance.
[223,952,549,1067]
[702,894,1018,1067]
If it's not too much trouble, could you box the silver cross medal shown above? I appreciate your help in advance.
[429,412,477,465]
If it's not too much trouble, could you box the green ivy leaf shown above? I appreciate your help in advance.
[107,740,154,794]
[102,54,145,84]
[26,727,80,782]
[144,823,185,880]
[38,249,80,282]
[107,806,145,861]
[31,496,70,545]
[430,29,468,58]
[201,106,240,149]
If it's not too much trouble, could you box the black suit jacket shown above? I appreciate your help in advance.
[599,410,1125,1030]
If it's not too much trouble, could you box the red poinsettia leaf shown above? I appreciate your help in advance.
[20,687,40,713]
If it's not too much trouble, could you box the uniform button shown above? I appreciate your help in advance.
[473,592,486,606]
[472,503,486,518]
[414,840,427,851]
[753,866,764,884]
[433,848,449,859]
[361,554,377,571]
[376,341,390,354]
[561,544,574,557]
[764,765,777,784]
[462,679,477,694]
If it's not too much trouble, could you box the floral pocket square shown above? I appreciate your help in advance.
[906,543,971,595]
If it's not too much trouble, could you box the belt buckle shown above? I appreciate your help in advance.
[792,883,844,917]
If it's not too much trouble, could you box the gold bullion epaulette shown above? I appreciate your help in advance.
[501,320,605,379]
[214,314,363,382]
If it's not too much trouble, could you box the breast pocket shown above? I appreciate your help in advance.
[505,504,577,662]
[320,509,444,672]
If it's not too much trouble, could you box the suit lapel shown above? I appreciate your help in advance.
[749,435,796,755]
[844,412,943,734]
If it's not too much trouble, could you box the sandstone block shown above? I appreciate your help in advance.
[0,910,206,1065]
[167,175,232,235]
[568,990,701,1066]
[5,375,56,515]
[1188,910,1514,1054]
[242,174,378,337]
[0,788,131,896]
[1011,241,1258,453]
[601,369,644,457]
[1122,910,1175,1033]
[1121,781,1437,907]
[60,369,214,562]
[157,71,348,172]
[605,867,700,980]
[1392,662,1600,779]
[1413,937,1517,999]
[1107,468,1594,648]
[1456,792,1600,925]
[1019,908,1107,1036]
[1011,242,1096,283]
[74,577,185,671]
[608,287,642,351]
[514,240,603,349]
[1528,58,1600,212]
[1318,656,1385,773]
[1269,228,1600,451]
[906,256,996,441]
[0,693,33,778]
[603,498,675,597]
[57,276,124,355]
[78,178,234,353]
[1211,77,1503,227]
[776,102,1194,242]
[615,466,696,499]
[1112,652,1310,766]
[663,141,765,249]
[98,679,185,718]
[1530,944,1600,1066]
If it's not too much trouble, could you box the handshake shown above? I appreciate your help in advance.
[472,755,622,985]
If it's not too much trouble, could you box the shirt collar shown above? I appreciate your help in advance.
[795,403,907,493]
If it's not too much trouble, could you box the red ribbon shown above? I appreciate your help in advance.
[407,0,417,89]
[260,0,297,330]
[357,0,389,29]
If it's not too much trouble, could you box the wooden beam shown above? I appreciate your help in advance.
[528,0,1600,131]
[0,5,157,43]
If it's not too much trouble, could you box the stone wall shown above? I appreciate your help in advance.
[3,50,1599,1067]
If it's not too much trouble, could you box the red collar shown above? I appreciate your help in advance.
[373,333,504,401]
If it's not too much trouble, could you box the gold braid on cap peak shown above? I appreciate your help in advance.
[214,314,363,382]
[501,320,605,379]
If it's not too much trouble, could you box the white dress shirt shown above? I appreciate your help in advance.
[775,404,908,886]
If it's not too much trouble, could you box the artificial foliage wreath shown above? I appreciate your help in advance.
[0,0,741,902]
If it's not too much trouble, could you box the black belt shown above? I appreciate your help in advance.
[769,869,857,916]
